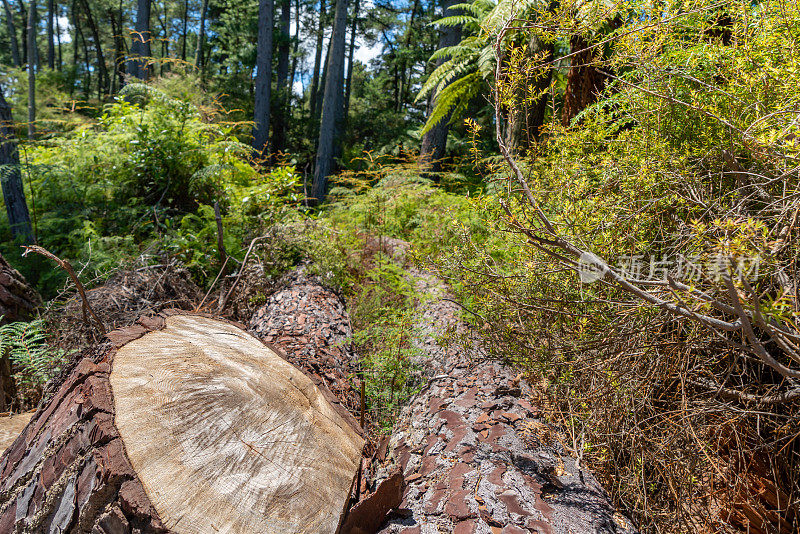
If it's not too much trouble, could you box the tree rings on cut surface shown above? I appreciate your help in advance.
[0,311,365,534]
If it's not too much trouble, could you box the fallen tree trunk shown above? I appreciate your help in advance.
[249,267,362,418]
[0,310,364,533]
[0,253,41,323]
[364,270,637,533]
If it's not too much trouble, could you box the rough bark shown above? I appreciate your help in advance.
[561,35,606,127]
[361,268,637,533]
[0,311,364,533]
[312,0,348,204]
[271,0,291,157]
[419,0,462,173]
[2,0,21,67]
[0,253,41,323]
[0,87,35,244]
[252,0,273,155]
[248,267,362,418]
[127,0,151,80]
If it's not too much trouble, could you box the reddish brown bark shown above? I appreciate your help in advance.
[561,35,607,128]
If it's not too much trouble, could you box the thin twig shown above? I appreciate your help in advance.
[22,245,106,336]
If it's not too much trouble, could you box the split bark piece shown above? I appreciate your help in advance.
[0,253,41,323]
[249,267,362,418]
[0,311,364,534]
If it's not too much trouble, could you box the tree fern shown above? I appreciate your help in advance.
[0,318,67,392]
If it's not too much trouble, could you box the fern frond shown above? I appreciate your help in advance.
[421,71,485,135]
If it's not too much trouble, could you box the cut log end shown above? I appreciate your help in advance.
[1,312,365,534]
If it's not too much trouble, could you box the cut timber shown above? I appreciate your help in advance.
[0,252,41,323]
[0,412,32,455]
[0,311,365,534]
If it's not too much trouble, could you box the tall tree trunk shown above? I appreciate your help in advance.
[2,0,21,67]
[46,0,54,68]
[180,0,187,61]
[288,0,300,95]
[55,3,62,69]
[108,5,125,92]
[252,0,273,155]
[311,0,348,204]
[396,0,419,113]
[79,0,108,99]
[343,0,359,120]
[270,0,290,156]
[78,17,91,95]
[561,35,606,127]
[156,0,168,75]
[19,0,27,65]
[195,0,208,70]
[128,0,151,80]
[0,89,35,244]
[503,35,553,152]
[26,0,35,139]
[419,0,462,172]
[309,0,326,121]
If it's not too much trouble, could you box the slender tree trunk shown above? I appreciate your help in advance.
[311,0,348,204]
[288,0,300,94]
[78,18,91,95]
[79,0,108,98]
[315,36,331,123]
[419,0,462,172]
[270,0,290,157]
[2,0,21,67]
[70,0,78,94]
[26,0,35,139]
[343,0,359,120]
[19,0,27,65]
[252,0,273,155]
[46,0,54,68]
[0,89,35,244]
[397,0,419,113]
[309,0,326,121]
[55,3,62,69]
[108,6,125,92]
[195,0,208,70]
[180,0,187,61]
[157,0,168,75]
[128,0,151,80]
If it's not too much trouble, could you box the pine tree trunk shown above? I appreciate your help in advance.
[418,0,462,173]
[79,0,108,98]
[46,0,54,69]
[0,311,364,534]
[271,0,291,157]
[311,0,348,204]
[26,0,35,138]
[0,86,35,244]
[343,0,359,120]
[128,0,151,80]
[309,0,326,124]
[2,0,21,67]
[19,0,27,65]
[252,0,273,155]
[194,0,208,70]
[180,0,187,61]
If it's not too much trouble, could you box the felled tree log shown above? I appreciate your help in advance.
[249,267,362,418]
[0,253,41,323]
[366,272,637,533]
[0,311,364,534]
[0,253,42,410]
